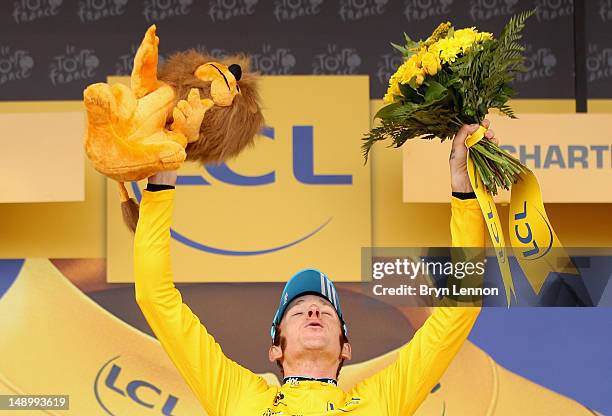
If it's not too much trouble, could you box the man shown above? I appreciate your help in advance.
[134,122,494,415]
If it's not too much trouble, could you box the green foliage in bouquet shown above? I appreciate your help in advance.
[364,10,535,195]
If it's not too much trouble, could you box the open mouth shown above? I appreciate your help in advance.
[305,322,324,329]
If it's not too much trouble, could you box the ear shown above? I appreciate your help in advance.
[269,344,283,363]
[341,342,352,361]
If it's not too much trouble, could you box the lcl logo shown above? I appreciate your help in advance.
[513,200,554,260]
[131,126,353,256]
[168,126,352,186]
[94,356,180,416]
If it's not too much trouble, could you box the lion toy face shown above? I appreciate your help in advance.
[159,51,264,165]
[194,61,241,107]
[83,25,264,184]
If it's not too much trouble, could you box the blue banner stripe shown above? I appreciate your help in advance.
[0,259,24,300]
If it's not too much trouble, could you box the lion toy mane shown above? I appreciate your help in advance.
[83,25,263,231]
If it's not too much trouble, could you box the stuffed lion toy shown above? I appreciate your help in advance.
[83,25,263,231]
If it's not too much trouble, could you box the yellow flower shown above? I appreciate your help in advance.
[414,71,425,86]
[420,51,441,75]
[453,28,477,52]
[399,57,426,87]
[383,78,401,103]
[477,31,493,41]
[390,80,400,95]
[426,26,494,65]
[382,23,495,105]
[423,22,452,48]
[384,54,428,103]
[434,37,462,64]
[399,57,419,83]
[427,42,441,57]
[454,28,477,41]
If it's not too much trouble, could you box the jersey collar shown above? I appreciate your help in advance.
[283,376,337,386]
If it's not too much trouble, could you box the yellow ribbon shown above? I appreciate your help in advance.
[466,127,577,304]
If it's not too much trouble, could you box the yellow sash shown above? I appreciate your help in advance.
[466,127,577,304]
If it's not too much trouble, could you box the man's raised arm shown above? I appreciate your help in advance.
[351,123,491,415]
[134,171,267,416]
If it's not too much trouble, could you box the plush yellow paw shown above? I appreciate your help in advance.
[132,24,160,98]
[84,83,136,126]
[84,83,118,122]
[170,88,214,143]
[83,81,184,181]
[159,142,187,168]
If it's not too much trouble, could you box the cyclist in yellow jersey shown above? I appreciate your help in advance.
[134,122,496,415]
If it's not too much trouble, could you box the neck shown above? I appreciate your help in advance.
[282,353,339,380]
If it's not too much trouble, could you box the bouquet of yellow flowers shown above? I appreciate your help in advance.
[364,11,534,195]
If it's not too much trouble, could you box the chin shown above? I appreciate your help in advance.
[300,335,332,350]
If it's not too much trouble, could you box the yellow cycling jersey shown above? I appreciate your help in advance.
[134,189,484,415]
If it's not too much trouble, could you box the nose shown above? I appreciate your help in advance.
[307,305,320,318]
[228,64,242,81]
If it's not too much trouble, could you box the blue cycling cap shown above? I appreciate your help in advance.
[270,268,347,341]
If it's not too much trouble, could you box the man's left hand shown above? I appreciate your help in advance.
[449,119,498,193]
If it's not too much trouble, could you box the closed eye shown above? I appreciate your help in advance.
[209,64,230,90]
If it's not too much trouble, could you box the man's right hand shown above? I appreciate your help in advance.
[148,170,178,186]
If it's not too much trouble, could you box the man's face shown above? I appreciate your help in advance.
[270,294,350,369]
